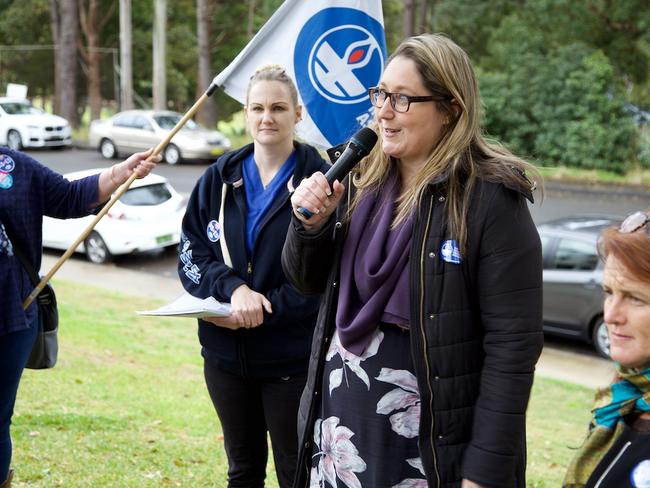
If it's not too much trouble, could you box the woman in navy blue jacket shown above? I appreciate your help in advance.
[177,65,329,488]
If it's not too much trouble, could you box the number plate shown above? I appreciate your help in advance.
[156,234,173,245]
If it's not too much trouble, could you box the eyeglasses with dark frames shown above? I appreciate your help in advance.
[619,211,650,235]
[368,87,447,113]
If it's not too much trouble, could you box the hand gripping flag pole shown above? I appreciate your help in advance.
[22,82,220,309]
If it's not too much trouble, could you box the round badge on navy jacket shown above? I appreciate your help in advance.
[0,154,16,173]
[0,172,13,190]
[632,460,650,487]
[206,220,222,242]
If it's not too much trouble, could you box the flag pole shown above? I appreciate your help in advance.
[23,83,220,310]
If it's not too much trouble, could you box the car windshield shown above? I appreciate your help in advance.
[121,183,172,206]
[1,102,44,115]
[153,114,199,131]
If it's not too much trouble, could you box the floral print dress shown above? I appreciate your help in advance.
[309,323,426,488]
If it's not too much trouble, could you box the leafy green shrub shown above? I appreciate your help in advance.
[478,13,638,173]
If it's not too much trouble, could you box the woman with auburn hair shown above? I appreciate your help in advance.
[283,34,543,487]
[564,210,650,488]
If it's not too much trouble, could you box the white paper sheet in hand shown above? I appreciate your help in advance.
[137,292,231,318]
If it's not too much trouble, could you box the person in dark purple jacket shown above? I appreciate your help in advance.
[0,146,157,488]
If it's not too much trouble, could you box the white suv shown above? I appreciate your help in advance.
[0,98,72,150]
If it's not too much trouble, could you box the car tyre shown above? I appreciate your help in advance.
[7,130,22,151]
[84,231,111,264]
[592,317,610,359]
[100,138,117,159]
[164,144,181,165]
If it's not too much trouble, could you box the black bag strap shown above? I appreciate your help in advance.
[3,225,40,286]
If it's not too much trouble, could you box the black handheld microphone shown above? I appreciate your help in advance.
[297,127,378,219]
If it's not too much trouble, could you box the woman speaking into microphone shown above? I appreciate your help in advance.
[283,34,544,488]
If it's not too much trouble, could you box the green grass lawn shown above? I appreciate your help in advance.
[12,280,595,487]
[538,165,650,186]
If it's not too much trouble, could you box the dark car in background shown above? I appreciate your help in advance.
[538,215,622,358]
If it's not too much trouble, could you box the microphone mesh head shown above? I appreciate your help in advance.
[350,127,378,155]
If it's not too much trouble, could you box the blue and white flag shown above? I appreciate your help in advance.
[213,0,387,148]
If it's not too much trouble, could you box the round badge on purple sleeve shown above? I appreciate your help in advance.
[0,155,16,173]
[0,172,13,190]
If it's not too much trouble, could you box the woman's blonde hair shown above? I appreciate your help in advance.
[352,34,541,249]
[246,64,299,107]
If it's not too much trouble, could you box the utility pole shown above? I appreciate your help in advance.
[403,0,415,38]
[196,0,216,127]
[119,0,133,110]
[153,0,167,110]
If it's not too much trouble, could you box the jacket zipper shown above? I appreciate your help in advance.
[229,186,253,378]
[593,440,632,488]
[417,195,441,486]
[302,213,345,487]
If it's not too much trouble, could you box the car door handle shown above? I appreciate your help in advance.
[584,279,599,289]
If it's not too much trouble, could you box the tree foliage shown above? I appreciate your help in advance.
[0,0,646,170]
[433,0,648,171]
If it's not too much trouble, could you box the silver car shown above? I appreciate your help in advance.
[88,110,231,164]
[539,215,622,358]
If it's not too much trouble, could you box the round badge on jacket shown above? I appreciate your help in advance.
[206,220,222,242]
[0,154,16,173]
[632,460,650,487]
[0,172,13,190]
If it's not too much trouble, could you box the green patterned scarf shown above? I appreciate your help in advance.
[563,365,650,487]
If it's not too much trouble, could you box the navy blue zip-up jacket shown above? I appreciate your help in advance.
[178,141,330,378]
[0,147,99,337]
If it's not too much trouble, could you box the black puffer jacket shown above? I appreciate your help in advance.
[281,176,543,488]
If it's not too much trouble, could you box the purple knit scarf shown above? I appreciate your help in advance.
[336,171,414,355]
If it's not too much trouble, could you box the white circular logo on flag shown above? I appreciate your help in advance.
[308,24,383,104]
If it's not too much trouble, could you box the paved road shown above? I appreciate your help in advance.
[31,146,648,283]
[26,146,649,217]
[26,146,207,195]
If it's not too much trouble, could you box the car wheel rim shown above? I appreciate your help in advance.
[101,141,115,159]
[165,147,180,165]
[8,132,21,151]
[596,321,610,356]
[86,235,107,263]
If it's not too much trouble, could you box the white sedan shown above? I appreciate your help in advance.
[43,170,185,264]
[0,97,72,150]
